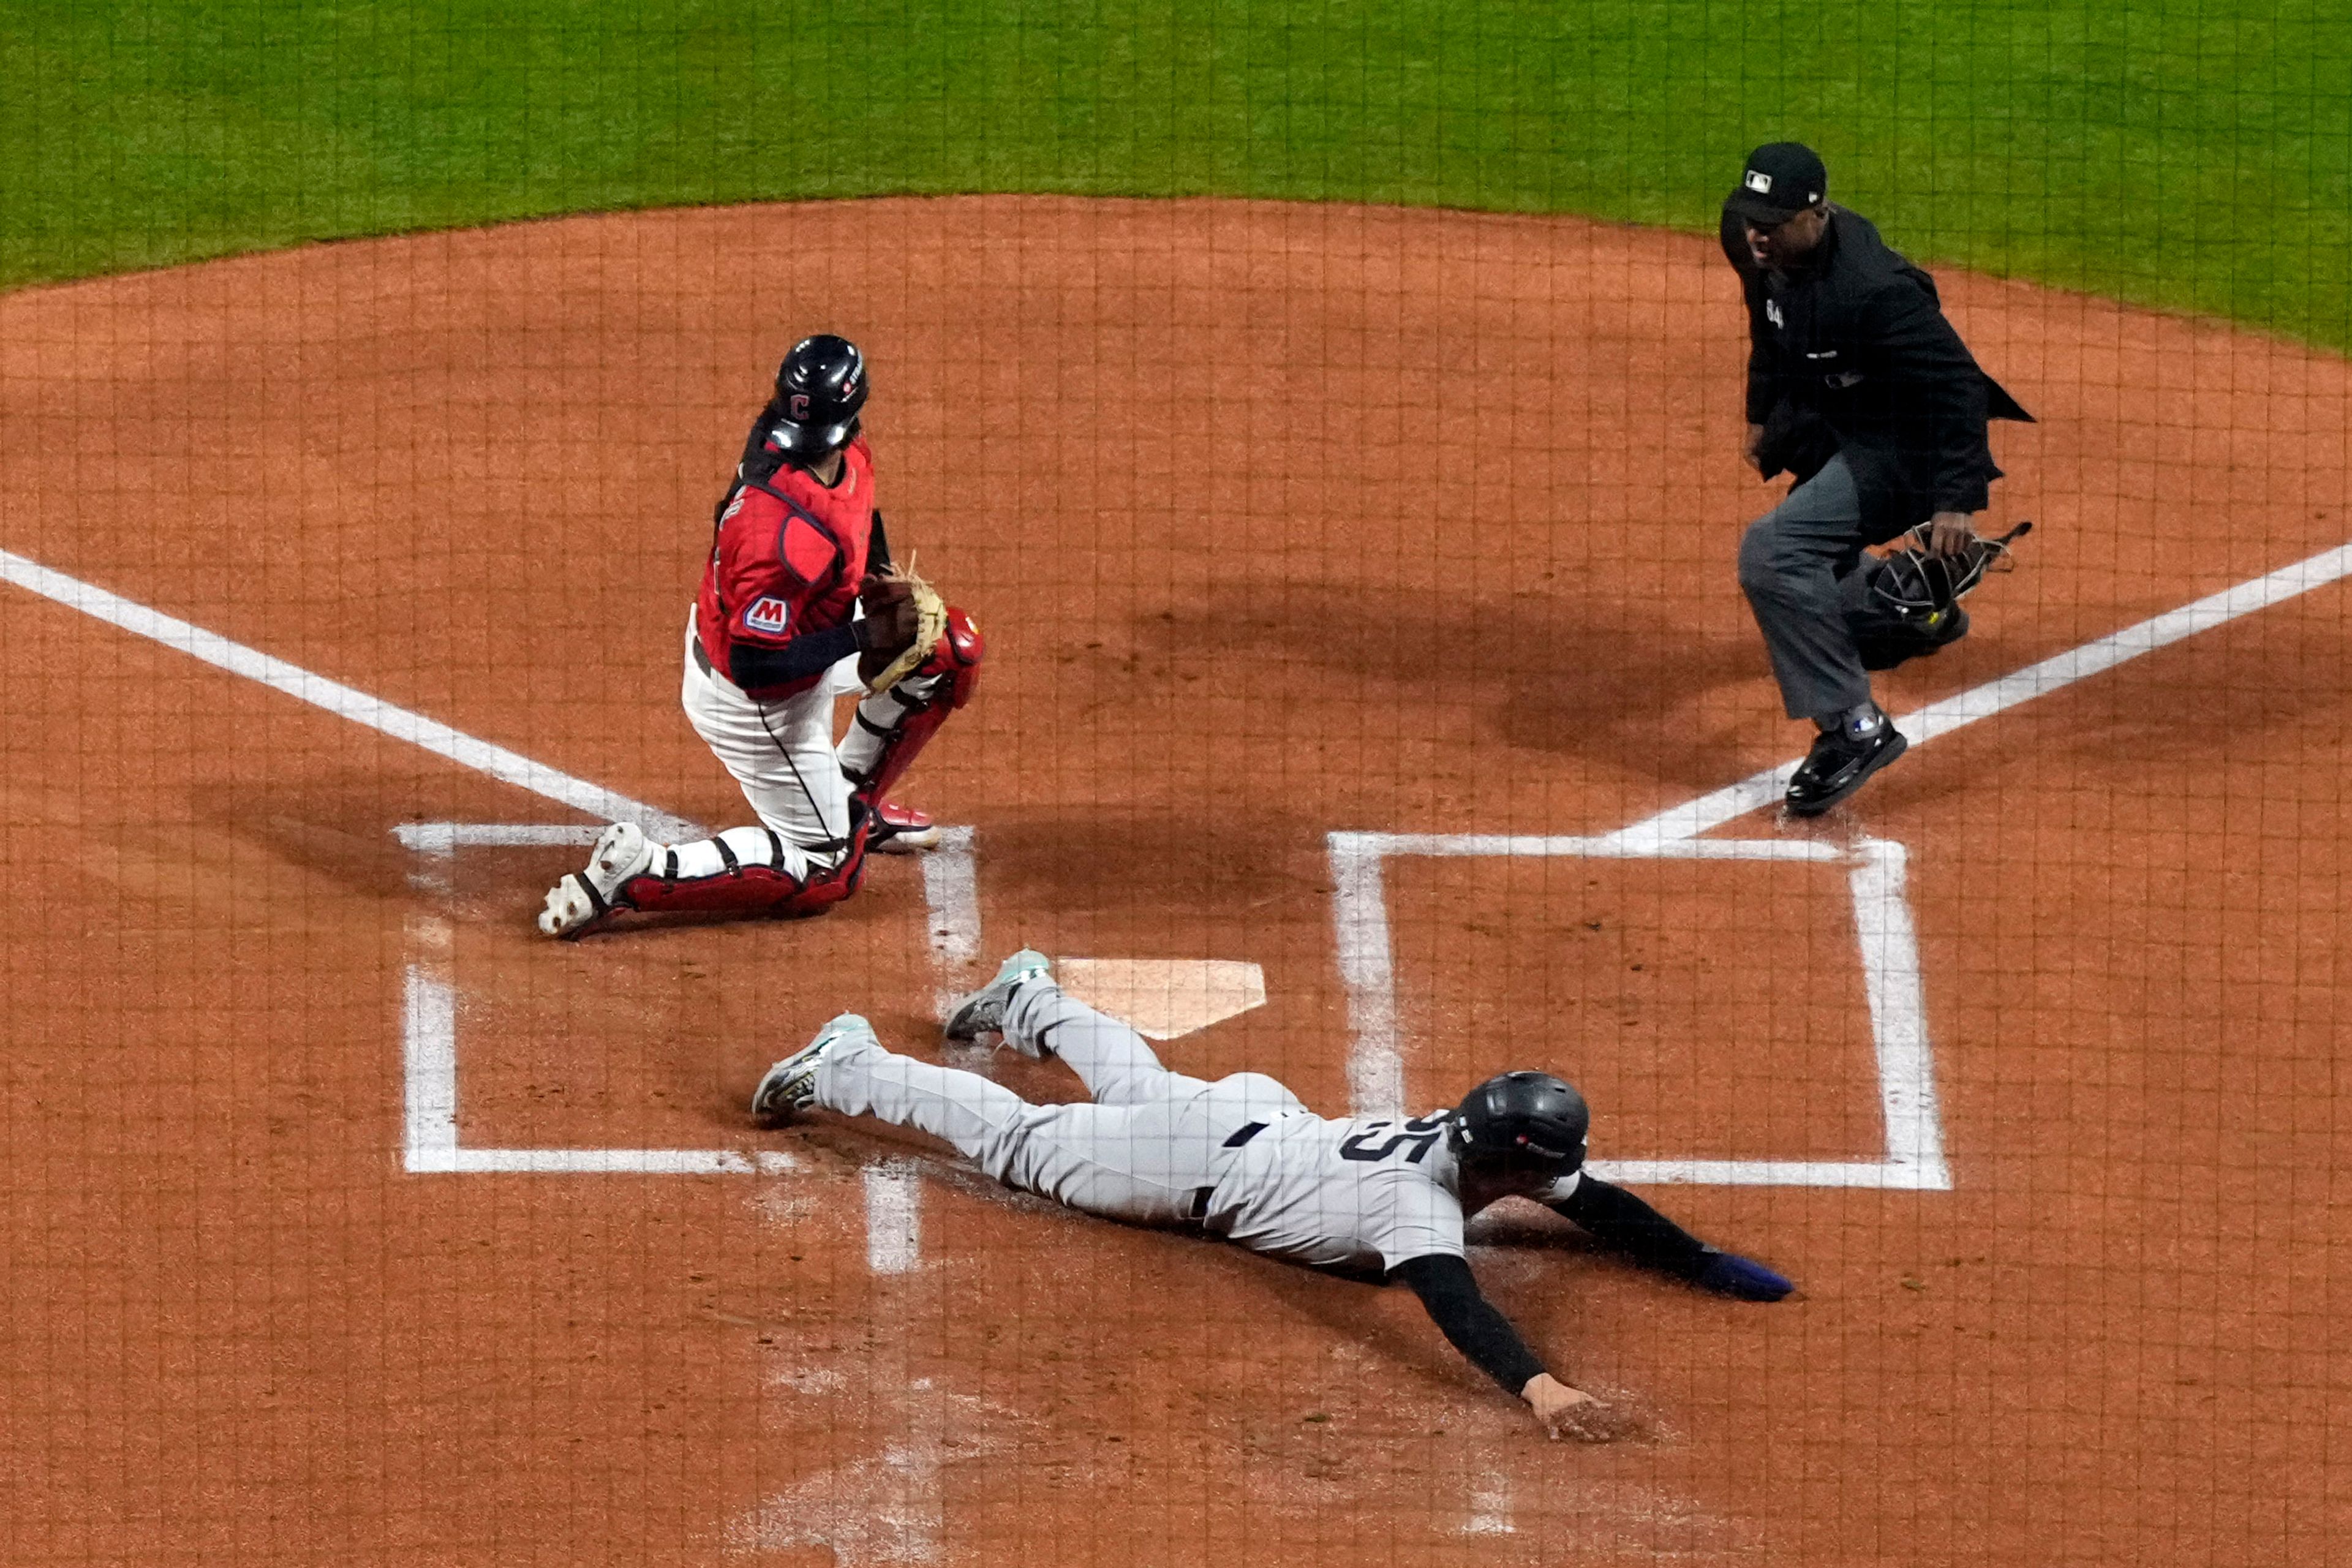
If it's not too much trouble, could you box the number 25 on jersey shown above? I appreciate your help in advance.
[1340,1115,1448,1163]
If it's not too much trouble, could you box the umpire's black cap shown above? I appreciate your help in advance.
[1725,141,1828,224]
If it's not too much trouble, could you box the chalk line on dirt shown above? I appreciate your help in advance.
[864,1162,924,1275]
[923,825,983,1023]
[399,900,801,1176]
[1601,539,2352,848]
[1329,832,1951,1187]
[1329,537,2352,1171]
[0,548,703,844]
[394,819,951,1267]
[922,826,982,965]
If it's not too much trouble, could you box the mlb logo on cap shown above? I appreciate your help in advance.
[1727,141,1828,222]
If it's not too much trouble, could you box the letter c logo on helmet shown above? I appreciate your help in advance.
[770,334,870,461]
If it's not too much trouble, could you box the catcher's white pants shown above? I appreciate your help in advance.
[673,608,944,884]
[815,982,1306,1224]
[679,609,858,864]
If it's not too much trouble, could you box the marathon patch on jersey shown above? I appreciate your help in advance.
[743,596,791,636]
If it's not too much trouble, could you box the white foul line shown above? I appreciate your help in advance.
[1605,540,2352,847]
[1,550,949,1257]
[0,548,703,845]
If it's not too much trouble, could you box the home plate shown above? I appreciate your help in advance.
[1054,960,1267,1040]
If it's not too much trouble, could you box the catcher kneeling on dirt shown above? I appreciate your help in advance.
[540,334,980,938]
[753,951,1795,1441]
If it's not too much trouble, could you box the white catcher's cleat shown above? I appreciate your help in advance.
[751,1012,875,1126]
[865,800,943,854]
[537,822,655,939]
[943,948,1053,1052]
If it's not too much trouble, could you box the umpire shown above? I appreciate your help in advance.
[1724,142,2031,814]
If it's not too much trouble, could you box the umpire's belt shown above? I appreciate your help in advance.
[1186,1121,1268,1223]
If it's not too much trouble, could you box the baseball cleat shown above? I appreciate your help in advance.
[865,799,943,854]
[751,1012,875,1126]
[537,822,656,939]
[943,948,1053,1051]
[1784,723,1908,817]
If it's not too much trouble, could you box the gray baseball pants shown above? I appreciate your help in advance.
[812,981,1305,1224]
[1736,453,1891,721]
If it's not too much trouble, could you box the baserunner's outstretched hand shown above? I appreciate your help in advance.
[1522,1374,1638,1443]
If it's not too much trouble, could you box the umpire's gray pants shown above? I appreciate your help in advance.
[1737,454,1879,721]
[812,981,1305,1224]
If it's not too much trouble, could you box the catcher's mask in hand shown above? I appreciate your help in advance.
[1872,519,2033,631]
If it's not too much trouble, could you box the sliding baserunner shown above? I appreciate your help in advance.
[752,951,1793,1439]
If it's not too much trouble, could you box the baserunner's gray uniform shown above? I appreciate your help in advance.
[812,978,1580,1271]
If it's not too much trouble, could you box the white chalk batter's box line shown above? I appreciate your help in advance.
[8,488,2346,1200]
[1328,831,1951,1192]
[393,820,1947,1193]
[392,820,979,1189]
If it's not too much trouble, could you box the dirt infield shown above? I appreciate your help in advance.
[1,196,2344,1566]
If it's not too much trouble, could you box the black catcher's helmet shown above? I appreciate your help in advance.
[769,334,869,458]
[1448,1071,1591,1180]
[1871,519,2034,627]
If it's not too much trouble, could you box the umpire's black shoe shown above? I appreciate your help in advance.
[1785,721,1908,816]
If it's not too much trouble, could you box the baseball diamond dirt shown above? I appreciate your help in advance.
[0,195,2344,1566]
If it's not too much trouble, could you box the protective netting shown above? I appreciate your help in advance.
[1,7,2343,1565]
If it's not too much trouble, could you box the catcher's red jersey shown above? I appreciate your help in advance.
[696,435,877,698]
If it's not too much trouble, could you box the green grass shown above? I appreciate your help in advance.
[3,2,2346,347]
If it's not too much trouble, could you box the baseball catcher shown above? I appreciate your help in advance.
[753,951,1794,1440]
[539,334,982,938]
[1724,141,2033,814]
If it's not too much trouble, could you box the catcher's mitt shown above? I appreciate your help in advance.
[858,558,948,693]
[1872,519,2032,626]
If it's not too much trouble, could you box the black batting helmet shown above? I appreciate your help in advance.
[1449,1071,1590,1180]
[769,334,869,459]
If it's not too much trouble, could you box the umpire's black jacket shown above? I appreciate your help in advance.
[1722,204,2030,543]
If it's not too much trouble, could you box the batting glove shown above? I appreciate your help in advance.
[1692,1251,1793,1302]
